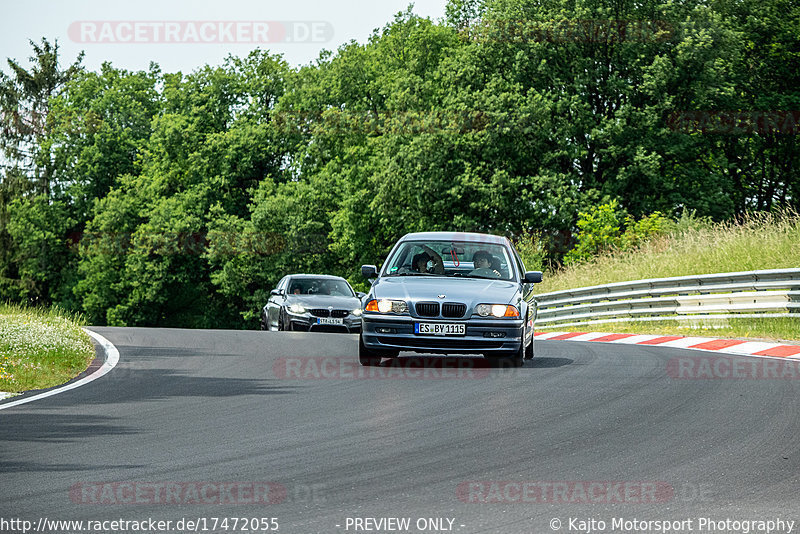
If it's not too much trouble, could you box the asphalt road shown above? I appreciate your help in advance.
[1,328,799,534]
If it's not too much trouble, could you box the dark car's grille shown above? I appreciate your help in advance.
[416,302,440,317]
[442,303,467,318]
[310,308,349,318]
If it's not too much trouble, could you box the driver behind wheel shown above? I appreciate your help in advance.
[470,250,501,278]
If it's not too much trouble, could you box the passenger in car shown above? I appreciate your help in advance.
[412,244,445,274]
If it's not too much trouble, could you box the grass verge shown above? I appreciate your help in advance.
[0,303,95,393]
[535,212,800,342]
[537,211,800,294]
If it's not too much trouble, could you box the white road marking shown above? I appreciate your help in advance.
[0,329,119,411]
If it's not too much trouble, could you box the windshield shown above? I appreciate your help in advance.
[383,240,516,281]
[288,278,355,296]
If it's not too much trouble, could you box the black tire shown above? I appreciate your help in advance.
[504,345,524,367]
[358,335,383,366]
[502,329,526,367]
[277,310,285,331]
[260,313,268,331]
[524,333,534,360]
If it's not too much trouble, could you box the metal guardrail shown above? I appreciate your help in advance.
[534,268,800,328]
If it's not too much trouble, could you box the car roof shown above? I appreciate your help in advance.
[287,274,349,280]
[398,231,510,245]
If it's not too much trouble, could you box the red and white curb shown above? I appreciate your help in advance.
[534,331,800,360]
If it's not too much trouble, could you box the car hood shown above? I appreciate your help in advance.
[286,295,361,309]
[370,276,520,307]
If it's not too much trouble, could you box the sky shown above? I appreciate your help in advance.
[1,0,449,74]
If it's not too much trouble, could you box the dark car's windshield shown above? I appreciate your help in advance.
[288,278,355,296]
[383,240,516,281]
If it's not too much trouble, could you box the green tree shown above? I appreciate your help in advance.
[3,0,798,326]
[0,38,83,304]
[49,62,162,215]
[0,38,83,195]
[77,51,293,327]
[700,0,800,214]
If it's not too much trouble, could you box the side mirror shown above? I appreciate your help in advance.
[524,271,543,284]
[356,291,366,299]
[270,289,285,297]
[361,265,378,278]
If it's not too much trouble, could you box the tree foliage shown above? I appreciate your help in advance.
[1,0,798,327]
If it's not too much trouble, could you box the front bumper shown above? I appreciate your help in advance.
[361,314,523,355]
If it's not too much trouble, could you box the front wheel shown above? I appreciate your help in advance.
[503,344,524,367]
[524,333,534,360]
[501,329,526,367]
[358,335,383,366]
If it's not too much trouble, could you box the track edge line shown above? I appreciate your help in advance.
[0,328,120,411]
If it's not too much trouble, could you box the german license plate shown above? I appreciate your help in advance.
[415,323,465,336]
[317,317,344,325]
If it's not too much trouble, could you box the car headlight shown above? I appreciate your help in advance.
[475,304,520,318]
[352,308,363,316]
[365,299,408,314]
[288,304,307,314]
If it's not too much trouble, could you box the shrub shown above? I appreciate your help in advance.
[514,230,546,272]
[565,200,671,265]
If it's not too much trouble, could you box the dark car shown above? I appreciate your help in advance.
[262,274,364,333]
[359,232,543,366]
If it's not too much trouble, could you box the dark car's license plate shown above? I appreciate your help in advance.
[415,323,466,336]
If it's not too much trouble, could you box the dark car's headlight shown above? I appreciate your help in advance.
[288,304,308,314]
[365,299,409,314]
[352,308,363,316]
[474,304,520,318]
